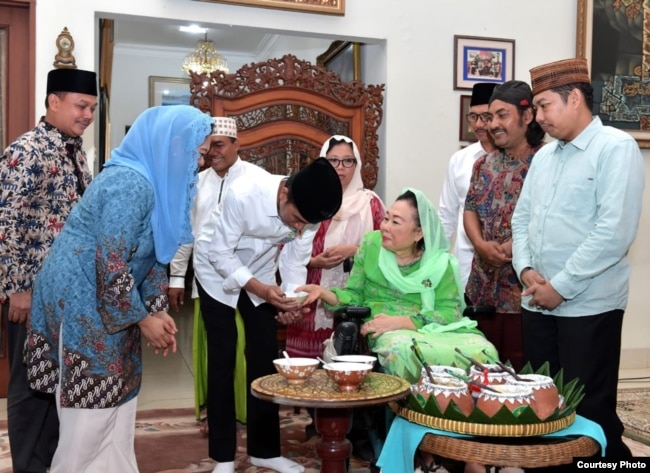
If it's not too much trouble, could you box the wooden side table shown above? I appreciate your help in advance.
[251,370,410,473]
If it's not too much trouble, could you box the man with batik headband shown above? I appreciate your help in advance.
[513,58,644,458]
[463,80,545,373]
[168,117,266,429]
[0,68,97,473]
[439,82,497,290]
[196,158,342,473]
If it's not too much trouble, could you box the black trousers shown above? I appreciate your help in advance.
[3,303,59,473]
[522,308,632,458]
[197,283,281,462]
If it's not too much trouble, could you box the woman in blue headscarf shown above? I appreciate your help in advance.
[24,105,214,473]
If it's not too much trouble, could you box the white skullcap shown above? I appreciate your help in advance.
[210,117,237,138]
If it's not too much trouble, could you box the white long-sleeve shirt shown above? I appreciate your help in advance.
[438,141,489,288]
[195,171,318,308]
[168,158,266,296]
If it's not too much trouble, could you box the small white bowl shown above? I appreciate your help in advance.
[284,291,308,304]
[331,354,377,367]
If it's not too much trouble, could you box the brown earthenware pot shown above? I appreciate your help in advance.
[508,374,559,420]
[469,364,512,385]
[411,376,474,416]
[476,385,534,418]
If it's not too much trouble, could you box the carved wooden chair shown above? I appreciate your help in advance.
[190,53,385,354]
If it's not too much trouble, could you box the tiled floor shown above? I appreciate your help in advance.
[1,304,649,458]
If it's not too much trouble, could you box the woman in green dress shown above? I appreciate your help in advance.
[299,188,497,383]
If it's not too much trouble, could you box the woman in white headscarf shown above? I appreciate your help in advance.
[285,135,385,359]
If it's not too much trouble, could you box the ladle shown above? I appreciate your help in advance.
[445,369,500,393]
[454,347,489,372]
[410,338,436,383]
[495,360,528,382]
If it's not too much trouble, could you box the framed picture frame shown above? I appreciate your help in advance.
[453,35,515,90]
[317,41,360,82]
[576,0,650,148]
[192,0,345,15]
[148,76,191,107]
[459,94,477,142]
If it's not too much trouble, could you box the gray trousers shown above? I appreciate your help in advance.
[3,303,59,473]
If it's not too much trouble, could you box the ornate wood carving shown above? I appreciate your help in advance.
[189,54,384,189]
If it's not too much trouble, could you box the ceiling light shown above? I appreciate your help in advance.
[182,32,229,75]
[179,25,207,34]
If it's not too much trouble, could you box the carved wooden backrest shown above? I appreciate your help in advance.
[189,54,384,189]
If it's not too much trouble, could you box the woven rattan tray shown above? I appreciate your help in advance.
[393,403,576,437]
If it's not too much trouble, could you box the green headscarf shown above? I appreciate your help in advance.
[378,187,465,314]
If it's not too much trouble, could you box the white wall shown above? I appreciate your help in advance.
[35,0,649,367]
[110,44,256,162]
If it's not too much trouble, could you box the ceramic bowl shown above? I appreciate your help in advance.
[273,358,319,384]
[331,354,377,367]
[284,291,308,304]
[324,362,373,392]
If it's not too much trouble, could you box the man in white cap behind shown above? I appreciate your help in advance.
[0,68,97,473]
[168,116,266,428]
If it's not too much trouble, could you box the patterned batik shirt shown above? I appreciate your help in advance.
[0,118,92,302]
[464,147,538,313]
[25,167,168,408]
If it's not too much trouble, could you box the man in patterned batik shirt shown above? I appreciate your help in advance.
[463,80,545,372]
[0,68,97,473]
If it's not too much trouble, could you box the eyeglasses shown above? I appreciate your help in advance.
[466,112,493,123]
[326,157,357,168]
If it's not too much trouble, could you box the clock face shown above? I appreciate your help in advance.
[58,36,72,51]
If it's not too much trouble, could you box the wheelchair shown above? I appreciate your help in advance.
[331,306,392,472]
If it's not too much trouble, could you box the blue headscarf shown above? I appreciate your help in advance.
[104,105,212,263]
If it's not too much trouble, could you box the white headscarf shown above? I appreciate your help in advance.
[315,135,385,330]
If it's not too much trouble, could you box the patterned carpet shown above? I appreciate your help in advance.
[134,406,371,473]
[617,388,650,445]
[0,390,646,471]
[0,407,370,473]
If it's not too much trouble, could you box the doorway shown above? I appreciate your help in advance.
[0,0,34,398]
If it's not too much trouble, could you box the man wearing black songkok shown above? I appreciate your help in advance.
[463,80,545,373]
[195,158,342,473]
[0,68,97,473]
[439,82,497,291]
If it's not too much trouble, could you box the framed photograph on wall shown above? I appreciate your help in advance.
[576,0,650,148]
[459,94,477,142]
[317,40,360,82]
[454,35,515,90]
[148,76,191,107]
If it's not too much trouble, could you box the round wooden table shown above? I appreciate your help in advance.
[251,370,410,473]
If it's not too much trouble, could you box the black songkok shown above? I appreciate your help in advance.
[470,83,497,106]
[291,158,343,224]
[46,69,98,96]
